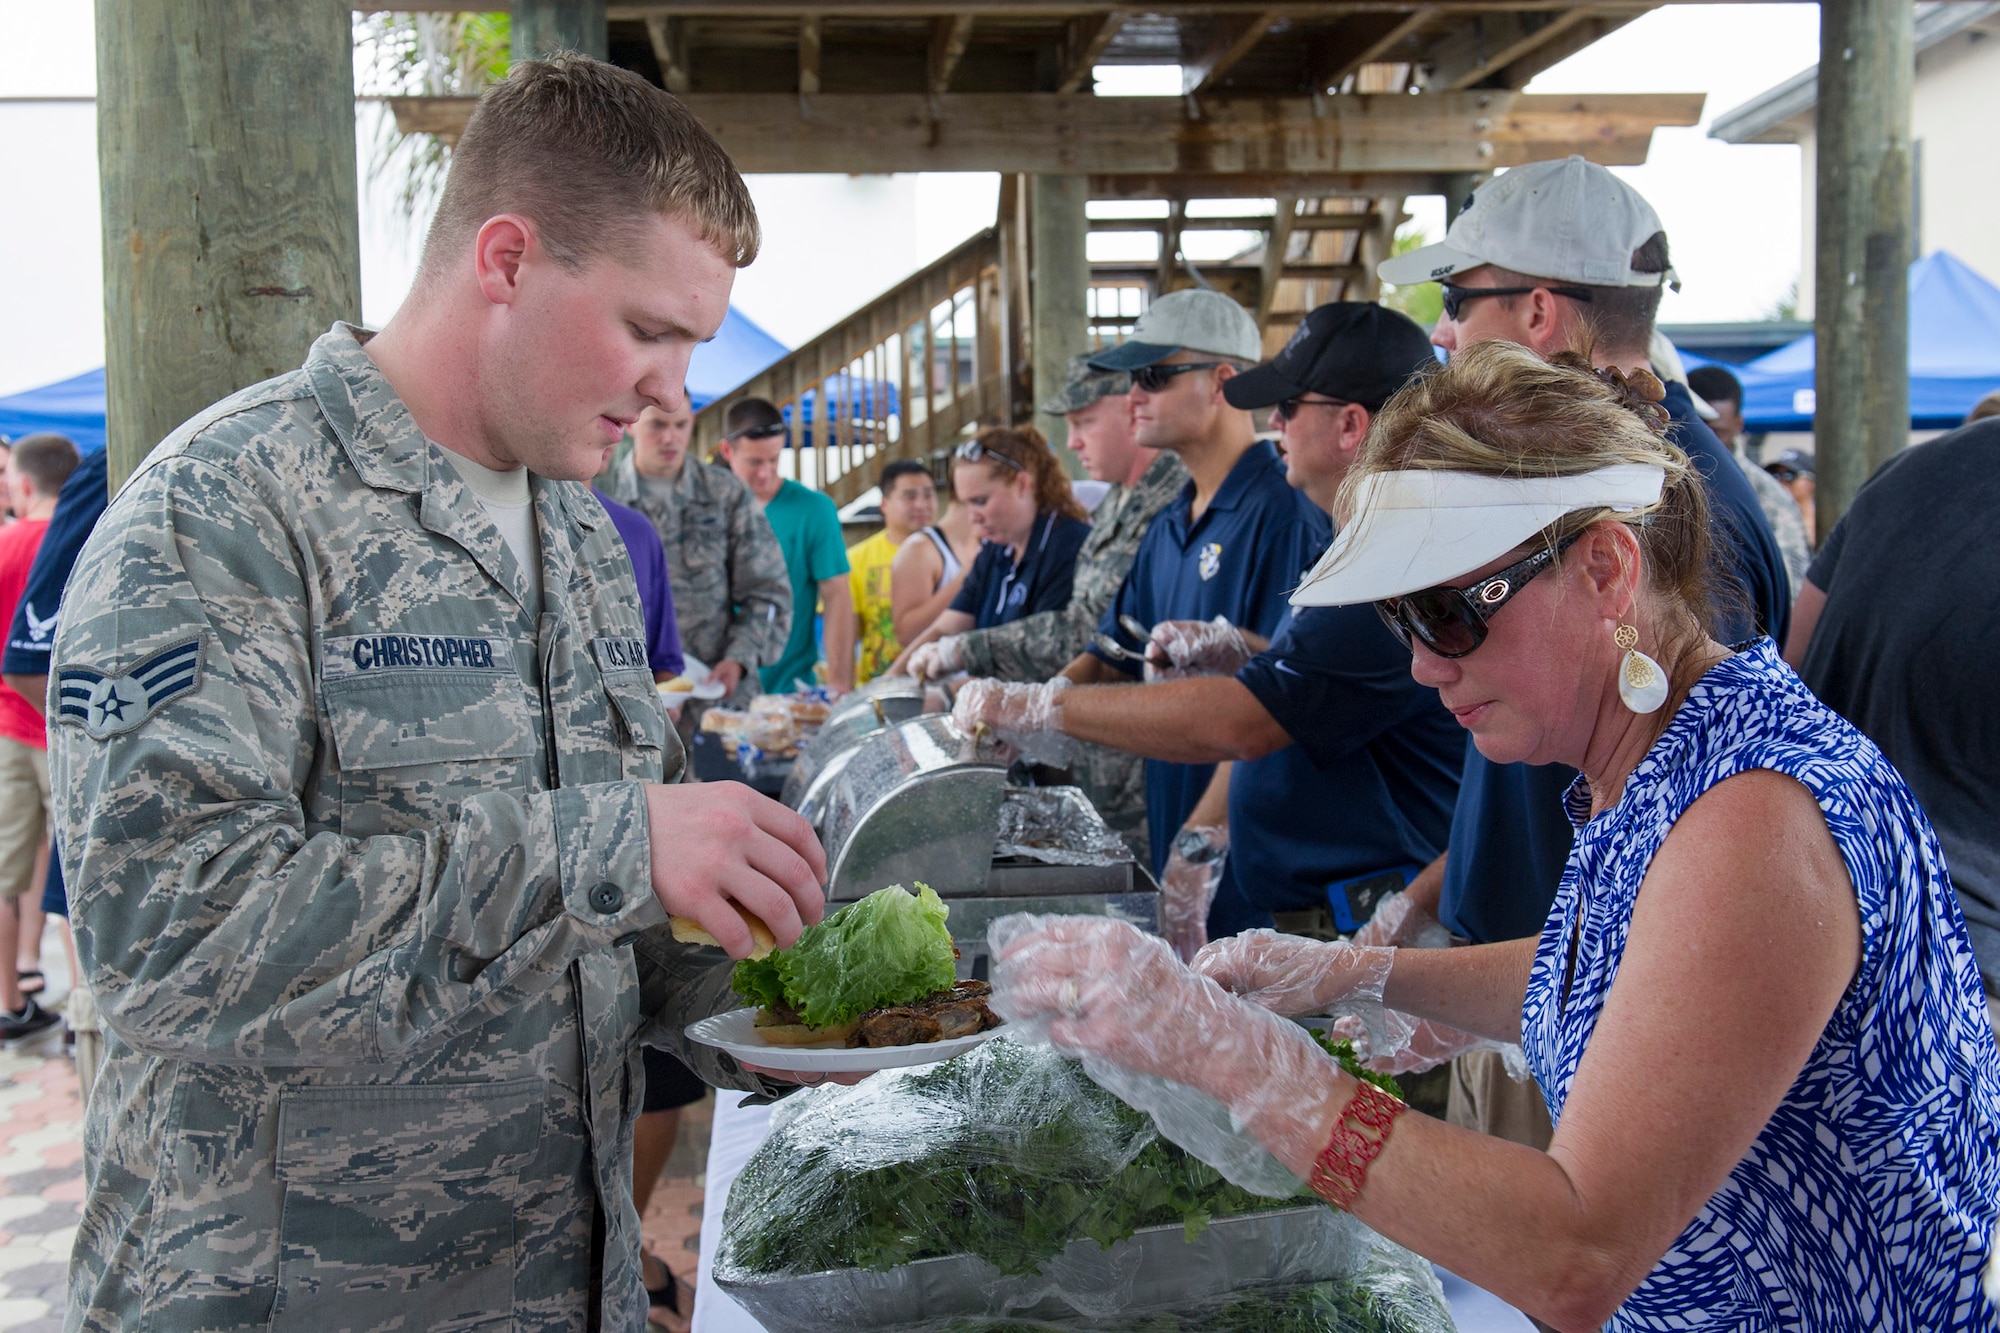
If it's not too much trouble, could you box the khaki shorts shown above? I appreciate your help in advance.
[0,738,49,900]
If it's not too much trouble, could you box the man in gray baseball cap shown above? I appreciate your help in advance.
[960,288,1330,891]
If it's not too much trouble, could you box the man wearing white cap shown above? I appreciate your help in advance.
[1368,156,1793,1156]
[958,288,1330,886]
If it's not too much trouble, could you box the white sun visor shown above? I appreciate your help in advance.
[1291,464,1667,607]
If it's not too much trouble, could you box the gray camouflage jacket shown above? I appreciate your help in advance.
[49,325,770,1333]
[605,452,790,703]
[957,451,1187,861]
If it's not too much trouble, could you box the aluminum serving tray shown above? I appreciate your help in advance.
[779,689,923,821]
[820,714,1008,901]
[715,1203,1365,1333]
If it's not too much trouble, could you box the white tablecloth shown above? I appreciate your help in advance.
[693,1091,1532,1333]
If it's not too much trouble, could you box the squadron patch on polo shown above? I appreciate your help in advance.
[54,636,204,740]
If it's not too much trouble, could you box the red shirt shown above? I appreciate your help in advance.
[0,518,51,748]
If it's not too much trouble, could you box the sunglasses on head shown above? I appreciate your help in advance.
[1276,396,1353,421]
[954,438,1025,471]
[1440,284,1595,322]
[1374,531,1583,658]
[1130,361,1222,393]
[724,422,788,442]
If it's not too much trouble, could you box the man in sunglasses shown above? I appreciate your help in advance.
[1359,155,1794,1154]
[718,398,856,696]
[957,303,1461,962]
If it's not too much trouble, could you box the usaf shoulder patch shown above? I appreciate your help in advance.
[55,637,204,740]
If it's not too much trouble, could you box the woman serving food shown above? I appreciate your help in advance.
[990,342,2000,1331]
[891,425,1089,670]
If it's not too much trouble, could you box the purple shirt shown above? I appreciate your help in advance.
[595,489,684,677]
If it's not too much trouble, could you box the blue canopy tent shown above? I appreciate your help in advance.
[1682,252,2000,431]
[686,307,788,410]
[0,307,788,454]
[0,367,107,453]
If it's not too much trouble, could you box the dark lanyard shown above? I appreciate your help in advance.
[991,513,1053,621]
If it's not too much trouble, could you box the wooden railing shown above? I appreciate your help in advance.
[691,227,1017,508]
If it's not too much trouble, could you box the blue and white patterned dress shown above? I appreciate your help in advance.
[1520,639,2000,1331]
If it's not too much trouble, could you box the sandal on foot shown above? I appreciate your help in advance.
[643,1251,687,1329]
[15,970,43,996]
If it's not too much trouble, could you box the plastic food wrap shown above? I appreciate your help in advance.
[994,787,1135,867]
[715,1039,1452,1333]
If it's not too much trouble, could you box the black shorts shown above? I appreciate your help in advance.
[641,1046,708,1113]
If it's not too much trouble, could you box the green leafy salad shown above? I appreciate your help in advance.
[731,882,959,1029]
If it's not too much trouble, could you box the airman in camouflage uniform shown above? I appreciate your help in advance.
[955,363,1187,863]
[604,450,790,706]
[49,325,797,1333]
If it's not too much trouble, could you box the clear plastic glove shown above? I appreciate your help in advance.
[1193,928,1415,1062]
[905,635,965,680]
[1161,825,1228,962]
[1353,1019,1528,1079]
[1144,616,1253,682]
[951,677,1079,768]
[989,914,1346,1196]
[1350,889,1455,951]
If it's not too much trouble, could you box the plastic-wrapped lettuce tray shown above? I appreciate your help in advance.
[714,1040,1454,1333]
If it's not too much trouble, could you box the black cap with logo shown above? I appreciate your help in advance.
[1223,302,1437,414]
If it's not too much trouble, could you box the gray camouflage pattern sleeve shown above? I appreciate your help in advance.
[959,452,1189,681]
[718,470,792,671]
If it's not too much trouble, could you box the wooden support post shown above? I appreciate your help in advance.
[513,0,607,61]
[1813,0,1912,541]
[1029,175,1091,458]
[96,0,360,492]
[645,16,690,93]
[1255,195,1299,330]
[798,16,822,97]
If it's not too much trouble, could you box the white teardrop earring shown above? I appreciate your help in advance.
[1614,623,1669,714]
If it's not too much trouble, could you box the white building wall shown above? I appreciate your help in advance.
[1791,25,2000,319]
[0,101,104,397]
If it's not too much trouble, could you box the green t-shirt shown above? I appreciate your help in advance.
[759,478,851,693]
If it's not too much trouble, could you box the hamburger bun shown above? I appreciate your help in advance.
[669,906,778,960]
[751,1015,861,1047]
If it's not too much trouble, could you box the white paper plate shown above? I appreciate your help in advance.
[685,1007,1002,1073]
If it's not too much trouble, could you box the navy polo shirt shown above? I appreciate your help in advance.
[1092,441,1331,877]
[950,511,1091,630]
[1436,381,1794,944]
[1209,602,1465,937]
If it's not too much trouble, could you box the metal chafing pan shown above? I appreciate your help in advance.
[714,1203,1365,1332]
[819,714,1009,901]
[779,677,929,819]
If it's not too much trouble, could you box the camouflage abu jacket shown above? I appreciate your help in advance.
[956,451,1188,862]
[49,324,773,1333]
[605,452,790,704]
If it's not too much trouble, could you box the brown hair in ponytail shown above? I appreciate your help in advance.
[959,425,1088,523]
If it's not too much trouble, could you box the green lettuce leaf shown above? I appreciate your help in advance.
[731,883,958,1028]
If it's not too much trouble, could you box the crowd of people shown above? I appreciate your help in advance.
[20,51,2000,1333]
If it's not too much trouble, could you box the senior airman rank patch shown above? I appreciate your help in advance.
[55,637,204,740]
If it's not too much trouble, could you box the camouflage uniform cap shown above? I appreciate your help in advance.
[1039,355,1132,416]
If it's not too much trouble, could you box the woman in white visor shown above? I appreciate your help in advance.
[989,341,2000,1332]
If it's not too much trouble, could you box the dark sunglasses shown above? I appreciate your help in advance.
[723,422,788,442]
[1276,396,1353,421]
[1374,531,1582,658]
[1440,284,1595,322]
[1130,361,1222,393]
[954,438,1025,471]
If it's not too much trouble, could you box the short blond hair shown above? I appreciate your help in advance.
[1346,340,1722,637]
[421,54,759,279]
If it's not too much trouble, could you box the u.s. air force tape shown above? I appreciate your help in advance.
[591,636,651,676]
[321,633,517,681]
[55,636,204,740]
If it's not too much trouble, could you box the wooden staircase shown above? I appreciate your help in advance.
[690,227,1020,509]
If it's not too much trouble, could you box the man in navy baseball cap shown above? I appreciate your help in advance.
[1224,301,1438,416]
